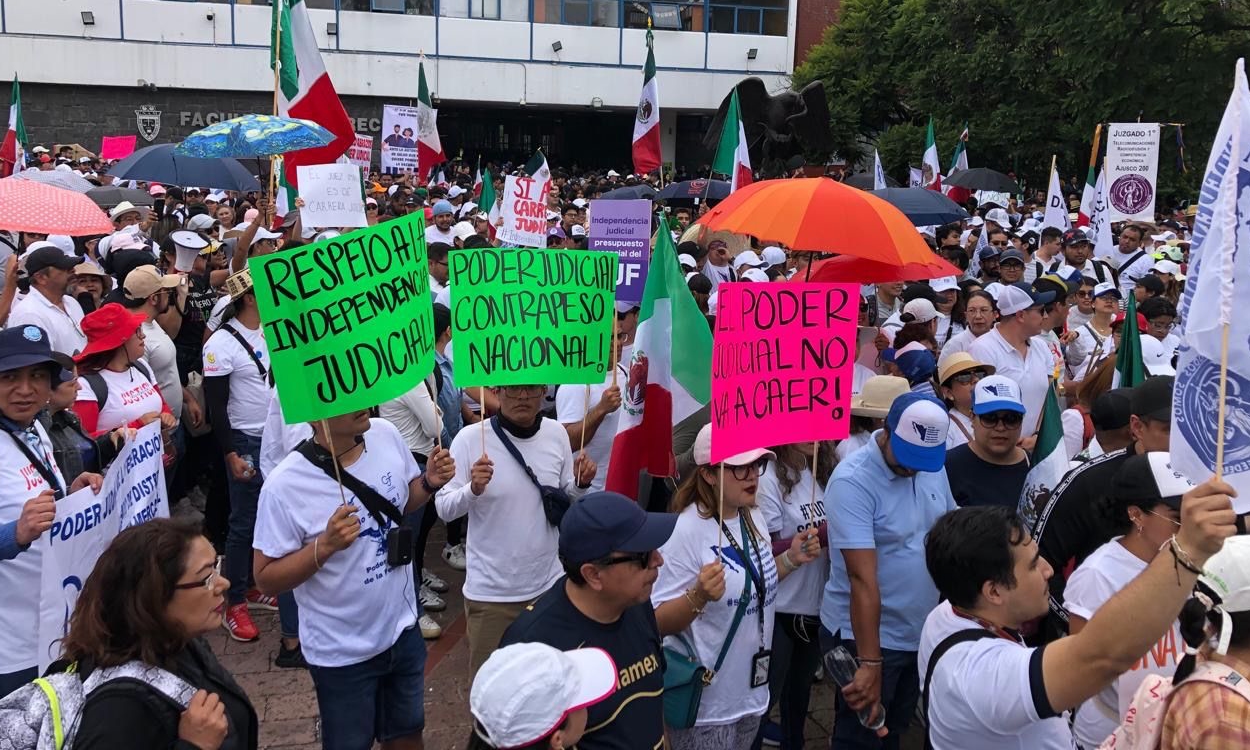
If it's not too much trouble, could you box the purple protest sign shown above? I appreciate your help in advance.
[589,199,651,304]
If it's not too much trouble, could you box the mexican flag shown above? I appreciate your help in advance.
[472,159,483,198]
[1078,162,1098,228]
[945,123,971,204]
[712,88,752,192]
[0,76,26,178]
[480,167,499,240]
[1113,291,1146,388]
[270,0,353,212]
[525,150,551,191]
[631,28,661,176]
[604,217,712,499]
[922,117,941,191]
[1019,384,1067,531]
[416,61,445,184]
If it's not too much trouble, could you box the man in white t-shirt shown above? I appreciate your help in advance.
[918,483,1237,750]
[254,410,455,750]
[8,245,87,357]
[425,200,456,245]
[1109,224,1155,303]
[437,382,598,677]
[969,284,1057,436]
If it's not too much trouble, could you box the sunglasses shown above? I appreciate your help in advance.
[594,550,652,569]
[947,369,987,386]
[978,411,1024,428]
[990,240,1010,247]
[719,458,769,481]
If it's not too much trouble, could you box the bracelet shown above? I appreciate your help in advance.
[857,656,884,665]
[420,475,440,496]
[779,550,799,572]
[683,588,706,616]
[1168,535,1204,576]
[313,536,324,570]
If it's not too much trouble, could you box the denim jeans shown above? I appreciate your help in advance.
[818,627,920,750]
[278,591,299,639]
[309,625,426,750]
[224,430,262,604]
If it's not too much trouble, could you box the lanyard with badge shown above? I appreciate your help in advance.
[2,422,64,500]
[720,514,771,688]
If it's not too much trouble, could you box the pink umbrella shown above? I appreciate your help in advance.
[0,178,114,235]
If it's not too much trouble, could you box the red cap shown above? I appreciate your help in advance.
[75,303,148,361]
[1111,311,1148,333]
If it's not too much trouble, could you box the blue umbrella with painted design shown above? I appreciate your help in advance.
[174,114,334,159]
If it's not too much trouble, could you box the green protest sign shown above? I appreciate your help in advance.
[249,212,436,423]
[449,247,618,387]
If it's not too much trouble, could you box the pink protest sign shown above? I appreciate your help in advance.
[99,136,137,161]
[709,282,857,463]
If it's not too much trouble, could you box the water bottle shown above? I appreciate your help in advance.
[241,454,255,476]
[824,645,886,731]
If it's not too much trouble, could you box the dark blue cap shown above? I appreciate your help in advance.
[0,325,67,380]
[559,492,677,565]
[1013,281,1056,306]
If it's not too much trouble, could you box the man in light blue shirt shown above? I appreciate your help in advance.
[821,393,957,749]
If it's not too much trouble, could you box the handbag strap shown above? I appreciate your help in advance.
[295,439,403,529]
[221,323,274,386]
[490,416,543,492]
[711,563,751,677]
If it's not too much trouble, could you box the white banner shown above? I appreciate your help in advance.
[380,105,419,175]
[496,174,550,248]
[1106,123,1161,222]
[36,423,168,670]
[347,134,373,170]
[298,164,368,228]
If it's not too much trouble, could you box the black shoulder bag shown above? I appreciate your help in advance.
[490,416,571,528]
[922,629,997,749]
[296,439,414,567]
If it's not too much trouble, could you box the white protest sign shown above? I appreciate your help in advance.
[347,134,373,170]
[298,164,368,228]
[496,174,549,248]
[1106,123,1161,222]
[36,422,168,670]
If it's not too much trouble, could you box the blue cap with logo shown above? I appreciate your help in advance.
[0,325,67,381]
[972,375,1027,416]
[885,393,949,472]
[559,492,677,565]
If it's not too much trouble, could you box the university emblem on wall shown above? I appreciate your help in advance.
[136,105,162,142]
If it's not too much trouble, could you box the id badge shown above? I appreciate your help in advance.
[750,649,772,688]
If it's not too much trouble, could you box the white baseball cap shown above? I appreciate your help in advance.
[186,214,217,232]
[471,643,617,749]
[1140,335,1176,376]
[732,250,764,272]
[982,282,1005,301]
[571,224,587,237]
[453,221,476,242]
[885,393,949,472]
[985,208,1011,227]
[606,169,621,178]
[447,185,465,199]
[677,253,697,270]
[761,246,787,266]
[996,284,1055,316]
[1152,259,1180,276]
[45,235,76,257]
[572,198,588,208]
[1150,230,1178,242]
[692,423,775,467]
[972,375,1026,415]
[1092,281,1122,300]
[929,276,959,294]
[740,268,770,283]
[902,298,937,323]
[969,216,985,227]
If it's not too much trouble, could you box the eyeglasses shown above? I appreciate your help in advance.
[174,557,222,592]
[1076,290,1093,299]
[1150,320,1176,331]
[595,550,653,569]
[1146,509,1181,527]
[990,240,1010,247]
[978,411,1024,428]
[719,458,769,481]
[947,369,987,386]
[500,385,545,397]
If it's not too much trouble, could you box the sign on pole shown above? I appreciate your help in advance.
[380,104,419,175]
[249,212,436,423]
[710,282,858,462]
[589,199,651,304]
[347,134,374,170]
[449,247,618,387]
[1106,123,1161,222]
[497,175,550,248]
[297,163,368,228]
[36,422,168,671]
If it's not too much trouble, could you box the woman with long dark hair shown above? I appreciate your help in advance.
[64,519,258,749]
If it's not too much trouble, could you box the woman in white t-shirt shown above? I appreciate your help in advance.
[939,290,997,360]
[936,353,994,449]
[72,303,175,438]
[1063,452,1188,748]
[652,425,821,750]
[755,442,833,749]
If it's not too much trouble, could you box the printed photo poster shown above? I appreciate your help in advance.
[1106,123,1161,222]
[380,105,420,175]
[710,282,858,463]
[36,422,168,671]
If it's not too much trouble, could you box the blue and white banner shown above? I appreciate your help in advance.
[1172,58,1250,512]
[35,423,168,670]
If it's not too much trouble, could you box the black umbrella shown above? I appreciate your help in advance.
[600,185,658,201]
[657,179,730,206]
[844,171,901,190]
[86,186,155,209]
[944,167,1020,194]
[869,188,969,226]
[107,143,261,192]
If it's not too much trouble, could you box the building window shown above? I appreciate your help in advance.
[708,0,786,35]
[439,0,502,18]
[623,1,699,31]
[541,0,620,27]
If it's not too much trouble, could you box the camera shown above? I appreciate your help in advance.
[206,11,215,20]
[386,526,414,567]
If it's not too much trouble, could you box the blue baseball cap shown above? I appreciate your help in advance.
[432,200,455,216]
[885,393,949,472]
[559,492,677,565]
[0,325,67,380]
[972,375,1027,415]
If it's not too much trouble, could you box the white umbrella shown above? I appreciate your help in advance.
[6,167,95,193]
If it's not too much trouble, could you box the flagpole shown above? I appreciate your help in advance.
[1086,124,1102,177]
[610,314,620,387]
[717,463,725,549]
[269,1,282,206]
[580,386,590,456]
[1216,325,1231,479]
[480,386,488,458]
[808,441,818,517]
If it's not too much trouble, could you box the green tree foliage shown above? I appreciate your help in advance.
[794,0,1250,201]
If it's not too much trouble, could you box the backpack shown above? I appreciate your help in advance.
[0,660,196,750]
[1097,660,1250,749]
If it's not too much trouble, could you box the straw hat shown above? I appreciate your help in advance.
[937,352,995,385]
[848,376,910,419]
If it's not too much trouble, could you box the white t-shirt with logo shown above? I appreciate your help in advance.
[554,364,626,494]
[0,421,66,672]
[919,600,1073,749]
[76,364,165,433]
[202,322,270,436]
[1064,538,1183,746]
[651,504,777,726]
[254,419,420,668]
[757,464,827,617]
